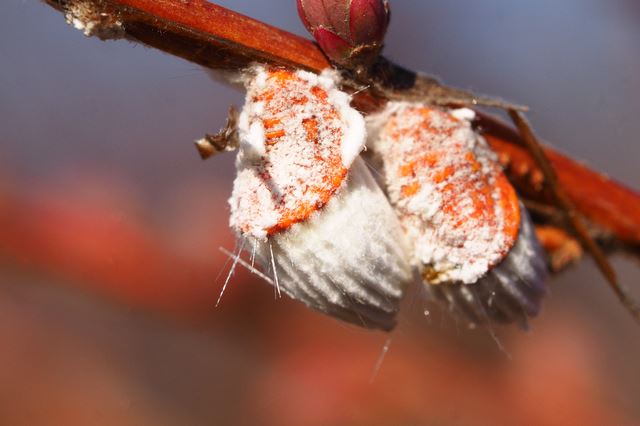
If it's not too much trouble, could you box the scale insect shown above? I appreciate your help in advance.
[368,103,547,327]
[225,66,412,331]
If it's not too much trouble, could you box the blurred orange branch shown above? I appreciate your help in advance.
[0,179,243,322]
[42,0,640,251]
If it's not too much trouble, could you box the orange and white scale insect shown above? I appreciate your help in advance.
[227,65,547,330]
[368,104,547,326]
[228,66,412,330]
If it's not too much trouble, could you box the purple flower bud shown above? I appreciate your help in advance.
[297,0,390,69]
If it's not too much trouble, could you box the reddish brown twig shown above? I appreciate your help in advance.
[45,0,331,71]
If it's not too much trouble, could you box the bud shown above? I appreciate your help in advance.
[297,0,390,68]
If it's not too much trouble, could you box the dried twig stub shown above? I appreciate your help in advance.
[535,226,583,272]
[195,106,240,160]
[62,0,124,40]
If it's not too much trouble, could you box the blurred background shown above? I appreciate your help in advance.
[1,0,639,424]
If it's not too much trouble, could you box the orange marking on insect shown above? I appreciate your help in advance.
[421,153,440,168]
[432,165,455,184]
[323,111,339,121]
[401,182,421,197]
[270,69,293,83]
[494,171,521,246]
[262,118,280,129]
[310,85,328,101]
[291,95,309,105]
[399,162,416,177]
[331,166,347,187]
[265,129,286,140]
[302,117,319,142]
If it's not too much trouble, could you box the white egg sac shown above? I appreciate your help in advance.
[369,102,547,327]
[228,66,412,330]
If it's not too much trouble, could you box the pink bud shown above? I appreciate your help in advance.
[297,0,390,68]
[312,27,353,65]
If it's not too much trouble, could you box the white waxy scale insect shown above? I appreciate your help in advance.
[228,66,412,330]
[368,103,547,326]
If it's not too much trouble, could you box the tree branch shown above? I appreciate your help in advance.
[47,0,330,71]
